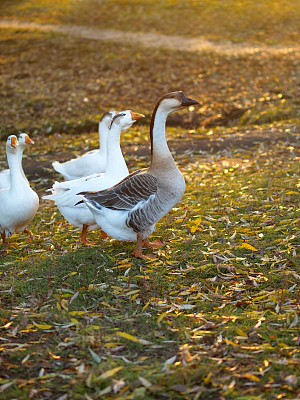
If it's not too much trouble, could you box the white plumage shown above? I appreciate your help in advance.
[52,111,115,180]
[0,135,39,244]
[0,133,34,189]
[79,91,199,258]
[43,110,144,244]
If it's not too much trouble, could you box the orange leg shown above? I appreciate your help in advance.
[132,233,147,259]
[24,229,33,239]
[142,237,164,249]
[80,224,94,245]
[132,234,161,260]
[24,228,40,242]
[99,230,109,240]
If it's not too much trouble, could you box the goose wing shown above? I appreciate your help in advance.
[79,169,158,211]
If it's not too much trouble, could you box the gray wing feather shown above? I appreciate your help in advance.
[79,170,158,211]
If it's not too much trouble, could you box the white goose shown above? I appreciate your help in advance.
[78,91,199,258]
[0,133,34,189]
[52,111,115,181]
[43,110,144,244]
[0,135,39,244]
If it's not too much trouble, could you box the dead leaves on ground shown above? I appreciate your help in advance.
[1,27,300,139]
[0,125,299,399]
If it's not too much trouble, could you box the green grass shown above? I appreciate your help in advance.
[0,126,299,399]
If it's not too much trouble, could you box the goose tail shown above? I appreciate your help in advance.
[52,161,65,176]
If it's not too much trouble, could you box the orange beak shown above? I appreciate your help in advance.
[25,135,34,145]
[11,136,18,148]
[130,111,145,121]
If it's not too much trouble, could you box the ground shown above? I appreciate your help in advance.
[0,2,299,400]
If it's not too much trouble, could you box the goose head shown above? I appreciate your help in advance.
[155,91,199,115]
[18,133,34,147]
[6,135,19,153]
[99,110,116,127]
[98,110,117,139]
[109,110,145,131]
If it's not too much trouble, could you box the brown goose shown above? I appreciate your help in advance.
[78,91,199,258]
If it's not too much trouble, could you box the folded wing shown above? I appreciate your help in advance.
[79,169,158,211]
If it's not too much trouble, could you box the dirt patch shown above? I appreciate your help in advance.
[1,20,300,55]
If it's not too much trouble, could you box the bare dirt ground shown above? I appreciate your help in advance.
[1,19,300,55]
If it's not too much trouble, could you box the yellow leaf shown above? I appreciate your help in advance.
[190,226,197,234]
[61,299,69,311]
[57,301,61,311]
[33,324,52,330]
[2,321,13,329]
[98,366,123,380]
[243,374,260,382]
[104,342,122,348]
[142,301,150,311]
[224,339,238,346]
[157,312,168,324]
[101,301,116,309]
[241,243,258,252]
[69,311,87,316]
[204,371,212,384]
[126,290,140,296]
[236,328,248,337]
[116,331,151,345]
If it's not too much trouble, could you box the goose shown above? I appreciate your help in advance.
[0,135,39,244]
[43,110,144,244]
[52,111,116,181]
[78,91,199,258]
[0,133,34,189]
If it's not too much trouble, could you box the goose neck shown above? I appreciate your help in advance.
[150,107,173,166]
[18,145,25,179]
[98,122,108,153]
[105,124,127,175]
[7,150,23,188]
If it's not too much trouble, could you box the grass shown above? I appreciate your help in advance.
[0,123,299,399]
[1,0,300,45]
[1,27,300,140]
[0,2,300,399]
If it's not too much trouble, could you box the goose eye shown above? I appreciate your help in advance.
[109,112,126,129]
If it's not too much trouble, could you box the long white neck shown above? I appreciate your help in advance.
[18,145,26,181]
[7,148,24,190]
[104,124,128,177]
[150,107,174,170]
[98,121,108,155]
